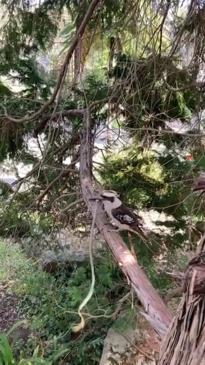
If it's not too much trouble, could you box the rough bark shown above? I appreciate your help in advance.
[159,252,205,365]
[108,35,122,73]
[80,110,172,338]
[73,1,84,85]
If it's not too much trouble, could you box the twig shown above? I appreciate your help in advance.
[157,269,184,281]
[61,198,84,213]
[72,199,99,332]
[33,109,85,137]
[35,170,65,206]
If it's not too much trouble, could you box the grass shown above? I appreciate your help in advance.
[0,239,126,364]
[0,240,29,282]
[0,238,174,364]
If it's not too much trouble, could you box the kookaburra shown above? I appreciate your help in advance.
[101,190,148,241]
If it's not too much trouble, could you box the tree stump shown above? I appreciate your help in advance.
[159,252,205,365]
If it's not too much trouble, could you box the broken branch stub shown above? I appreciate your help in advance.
[159,253,205,365]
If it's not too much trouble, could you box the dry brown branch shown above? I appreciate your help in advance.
[35,169,65,207]
[159,252,205,365]
[9,143,79,211]
[169,0,195,58]
[79,109,172,338]
[33,109,85,137]
[158,1,171,55]
[61,198,84,213]
[165,287,183,301]
[158,269,184,282]
[8,161,42,206]
[35,161,79,207]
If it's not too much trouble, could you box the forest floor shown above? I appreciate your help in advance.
[0,240,23,332]
[0,239,179,364]
[0,283,19,331]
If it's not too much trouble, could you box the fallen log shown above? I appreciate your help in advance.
[79,110,172,338]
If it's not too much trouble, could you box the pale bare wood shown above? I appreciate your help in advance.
[79,110,172,338]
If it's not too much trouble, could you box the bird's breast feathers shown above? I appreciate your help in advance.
[111,204,142,227]
[114,213,135,225]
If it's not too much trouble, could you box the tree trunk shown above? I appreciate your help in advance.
[73,1,84,85]
[159,253,205,365]
[79,108,205,361]
[80,110,172,338]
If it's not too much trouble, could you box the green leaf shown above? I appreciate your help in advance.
[113,309,137,332]
[195,156,205,168]
[0,334,14,365]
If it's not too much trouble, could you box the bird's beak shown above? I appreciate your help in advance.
[100,190,120,198]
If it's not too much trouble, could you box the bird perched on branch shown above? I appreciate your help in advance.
[101,190,148,241]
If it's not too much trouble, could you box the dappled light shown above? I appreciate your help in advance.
[0,0,205,364]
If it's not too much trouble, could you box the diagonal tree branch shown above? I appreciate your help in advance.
[79,109,172,338]
[6,0,102,124]
[33,109,85,137]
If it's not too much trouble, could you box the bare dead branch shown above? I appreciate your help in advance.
[35,169,65,207]
[159,251,205,365]
[158,269,185,281]
[33,109,85,137]
[165,287,183,301]
[159,1,171,55]
[61,198,84,213]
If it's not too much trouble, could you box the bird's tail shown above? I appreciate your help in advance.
[130,225,149,242]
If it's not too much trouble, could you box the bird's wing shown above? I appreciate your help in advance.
[111,204,144,227]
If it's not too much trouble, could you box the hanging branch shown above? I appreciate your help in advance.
[33,109,85,137]
[5,0,102,124]
[79,109,172,338]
